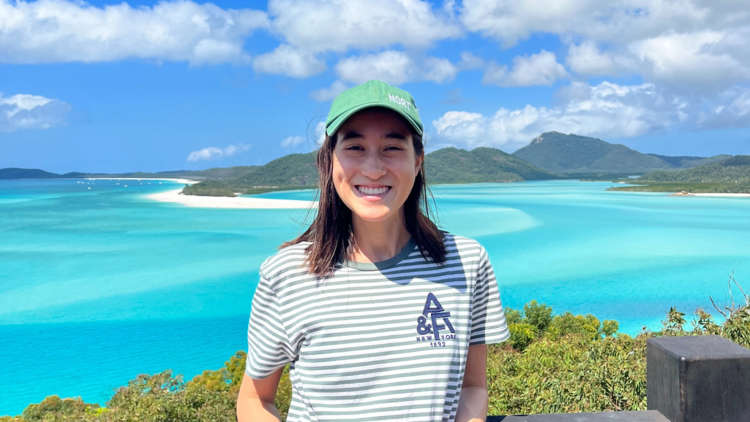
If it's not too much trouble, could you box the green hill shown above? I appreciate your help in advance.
[512,132,673,174]
[182,147,559,196]
[646,154,732,169]
[0,168,61,179]
[610,156,750,193]
[637,155,750,183]
[0,167,258,182]
[235,152,317,186]
[426,147,558,183]
[182,152,318,196]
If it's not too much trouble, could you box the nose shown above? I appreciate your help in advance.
[360,150,387,179]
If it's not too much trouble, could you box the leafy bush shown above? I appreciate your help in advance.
[508,323,536,351]
[487,333,647,415]
[523,300,553,334]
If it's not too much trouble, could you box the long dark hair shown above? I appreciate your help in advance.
[282,112,446,276]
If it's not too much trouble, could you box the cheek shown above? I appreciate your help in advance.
[331,154,351,191]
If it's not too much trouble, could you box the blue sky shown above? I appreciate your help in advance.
[1,0,749,173]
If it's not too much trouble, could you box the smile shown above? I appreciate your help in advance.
[356,186,391,195]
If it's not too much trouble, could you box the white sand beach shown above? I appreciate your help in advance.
[86,177,200,184]
[670,192,750,197]
[694,193,750,197]
[146,189,316,209]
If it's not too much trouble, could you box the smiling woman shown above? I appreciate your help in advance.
[334,108,420,218]
[236,80,511,422]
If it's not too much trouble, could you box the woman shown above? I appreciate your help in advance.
[237,80,509,422]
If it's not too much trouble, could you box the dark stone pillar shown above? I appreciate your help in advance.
[647,335,750,422]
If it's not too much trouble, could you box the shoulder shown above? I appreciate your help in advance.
[259,241,313,290]
[441,232,486,257]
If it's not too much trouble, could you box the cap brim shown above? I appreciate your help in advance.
[326,102,423,137]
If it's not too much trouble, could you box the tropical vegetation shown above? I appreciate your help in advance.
[512,132,674,174]
[425,147,558,183]
[610,155,750,193]
[2,133,739,196]
[177,147,558,196]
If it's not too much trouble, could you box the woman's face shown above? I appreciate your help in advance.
[332,108,423,225]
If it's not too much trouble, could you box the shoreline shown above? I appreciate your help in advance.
[669,192,750,197]
[694,193,750,197]
[85,177,201,184]
[145,189,316,209]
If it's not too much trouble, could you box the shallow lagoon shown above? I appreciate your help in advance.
[1,179,749,415]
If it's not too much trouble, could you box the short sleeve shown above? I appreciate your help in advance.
[245,270,295,379]
[469,245,510,345]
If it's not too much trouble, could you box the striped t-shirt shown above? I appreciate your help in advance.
[245,233,510,422]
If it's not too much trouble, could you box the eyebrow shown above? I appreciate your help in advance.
[385,132,408,141]
[339,130,410,142]
[341,131,363,141]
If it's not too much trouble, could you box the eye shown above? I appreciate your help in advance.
[345,145,364,151]
[385,146,404,151]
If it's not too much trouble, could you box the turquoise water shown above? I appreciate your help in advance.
[1,179,749,415]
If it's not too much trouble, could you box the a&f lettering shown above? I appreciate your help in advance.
[416,293,455,346]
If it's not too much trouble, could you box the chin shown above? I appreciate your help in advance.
[355,213,392,223]
[351,207,394,223]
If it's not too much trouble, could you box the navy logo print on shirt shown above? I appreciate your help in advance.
[416,293,456,343]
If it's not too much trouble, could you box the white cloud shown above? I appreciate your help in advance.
[460,0,750,95]
[629,30,750,92]
[0,0,268,64]
[311,80,350,102]
[696,87,750,130]
[0,93,70,132]
[187,143,252,162]
[335,51,458,86]
[482,50,568,87]
[433,81,687,151]
[268,0,461,52]
[252,44,326,78]
[457,51,485,70]
[460,0,603,48]
[459,0,733,48]
[566,41,636,77]
[280,135,305,148]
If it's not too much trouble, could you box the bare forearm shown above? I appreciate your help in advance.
[455,385,488,422]
[237,397,281,422]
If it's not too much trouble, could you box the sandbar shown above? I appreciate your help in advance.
[86,177,200,184]
[146,189,316,209]
[694,193,750,198]
[669,192,750,198]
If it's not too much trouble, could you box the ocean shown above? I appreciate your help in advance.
[1,178,749,415]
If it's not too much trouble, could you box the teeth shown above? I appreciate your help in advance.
[358,186,389,195]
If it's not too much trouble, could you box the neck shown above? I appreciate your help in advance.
[350,211,411,264]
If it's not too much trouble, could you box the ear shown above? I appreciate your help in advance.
[415,150,425,177]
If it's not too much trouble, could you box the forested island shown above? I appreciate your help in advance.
[609,155,750,194]
[177,133,743,196]
[3,293,748,422]
[3,132,748,195]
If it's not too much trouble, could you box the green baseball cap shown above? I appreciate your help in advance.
[326,79,423,137]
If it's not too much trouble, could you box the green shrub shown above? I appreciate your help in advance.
[21,395,100,421]
[487,333,647,415]
[509,323,536,351]
[523,300,553,334]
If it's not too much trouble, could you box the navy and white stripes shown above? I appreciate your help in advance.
[246,234,509,422]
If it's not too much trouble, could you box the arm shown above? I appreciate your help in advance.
[237,368,284,422]
[456,344,488,422]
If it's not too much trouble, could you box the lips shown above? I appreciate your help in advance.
[356,186,391,195]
